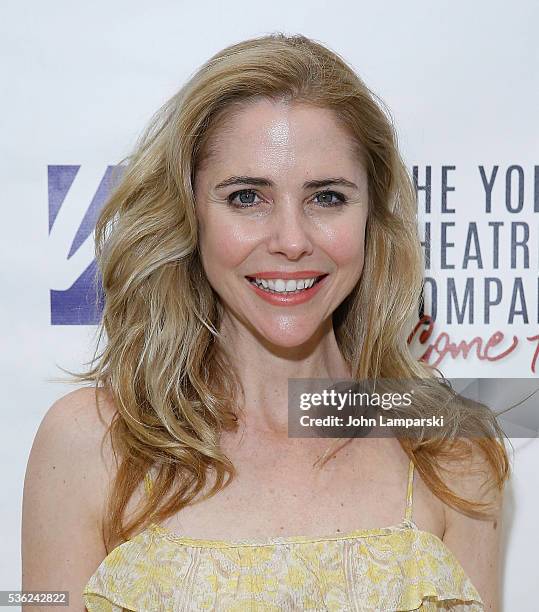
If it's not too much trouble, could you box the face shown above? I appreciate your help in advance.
[193,98,369,348]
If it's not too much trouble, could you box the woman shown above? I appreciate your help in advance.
[22,33,509,611]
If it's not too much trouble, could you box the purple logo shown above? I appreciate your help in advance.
[48,165,122,325]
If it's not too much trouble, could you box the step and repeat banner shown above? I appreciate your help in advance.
[2,0,537,608]
[413,163,538,377]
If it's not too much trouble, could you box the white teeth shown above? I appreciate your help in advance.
[285,279,296,292]
[250,276,322,293]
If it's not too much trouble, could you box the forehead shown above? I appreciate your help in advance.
[198,98,363,175]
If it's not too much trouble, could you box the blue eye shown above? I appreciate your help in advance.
[227,189,261,208]
[313,190,347,207]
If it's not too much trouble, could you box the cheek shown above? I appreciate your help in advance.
[320,214,368,266]
[199,216,256,270]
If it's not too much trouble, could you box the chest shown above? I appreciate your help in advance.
[146,437,444,542]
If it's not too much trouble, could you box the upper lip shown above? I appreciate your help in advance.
[245,271,328,280]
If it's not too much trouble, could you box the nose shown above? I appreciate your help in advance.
[266,198,314,260]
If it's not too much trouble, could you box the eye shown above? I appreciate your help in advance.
[313,190,348,207]
[227,189,262,208]
[226,188,348,209]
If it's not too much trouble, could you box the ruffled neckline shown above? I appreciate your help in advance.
[147,516,423,548]
[83,517,485,611]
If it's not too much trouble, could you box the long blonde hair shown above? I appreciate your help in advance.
[66,33,509,548]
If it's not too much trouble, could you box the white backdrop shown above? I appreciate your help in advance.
[2,0,537,609]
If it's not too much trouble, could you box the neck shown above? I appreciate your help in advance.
[217,312,352,437]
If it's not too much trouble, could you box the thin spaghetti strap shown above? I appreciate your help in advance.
[404,459,415,522]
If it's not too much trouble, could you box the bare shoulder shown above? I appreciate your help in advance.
[440,439,506,612]
[25,386,119,501]
[22,386,119,609]
[45,385,118,432]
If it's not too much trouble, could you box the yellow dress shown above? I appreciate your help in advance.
[82,459,484,611]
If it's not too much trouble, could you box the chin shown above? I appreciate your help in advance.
[255,321,324,350]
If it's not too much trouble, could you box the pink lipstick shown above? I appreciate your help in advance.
[244,272,329,306]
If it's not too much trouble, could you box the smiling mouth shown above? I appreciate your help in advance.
[245,274,328,294]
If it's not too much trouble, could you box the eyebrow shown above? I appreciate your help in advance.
[214,176,359,191]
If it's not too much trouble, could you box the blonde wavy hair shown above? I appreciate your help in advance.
[66,32,510,548]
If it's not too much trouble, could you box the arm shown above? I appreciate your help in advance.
[441,444,505,612]
[22,387,117,612]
